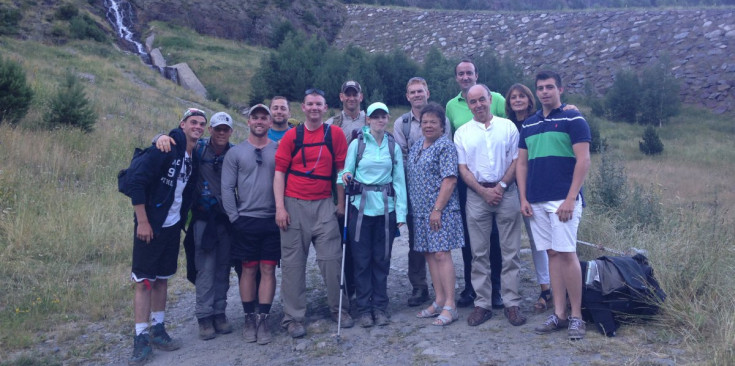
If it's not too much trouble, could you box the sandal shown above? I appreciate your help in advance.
[416,302,441,318]
[534,289,553,314]
[432,306,458,326]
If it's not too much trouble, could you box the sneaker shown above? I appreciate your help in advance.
[374,311,389,327]
[457,290,476,308]
[197,316,216,340]
[213,313,232,334]
[568,317,586,340]
[534,314,569,334]
[149,323,182,351]
[331,310,354,328]
[358,312,374,328]
[466,306,493,326]
[286,321,306,338]
[256,314,272,345]
[503,306,527,326]
[407,288,430,307]
[128,333,152,365]
[242,313,257,343]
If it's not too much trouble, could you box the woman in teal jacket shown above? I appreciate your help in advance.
[338,102,407,328]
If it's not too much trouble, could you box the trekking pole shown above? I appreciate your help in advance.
[336,177,351,343]
[577,239,647,256]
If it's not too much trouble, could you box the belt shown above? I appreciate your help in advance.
[479,182,497,188]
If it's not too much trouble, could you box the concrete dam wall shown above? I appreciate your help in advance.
[333,5,735,114]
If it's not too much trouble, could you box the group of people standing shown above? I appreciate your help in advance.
[124,57,591,365]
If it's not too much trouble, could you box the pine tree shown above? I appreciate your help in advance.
[45,73,97,132]
[639,125,664,155]
[0,57,34,125]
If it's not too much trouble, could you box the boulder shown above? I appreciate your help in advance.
[170,63,207,99]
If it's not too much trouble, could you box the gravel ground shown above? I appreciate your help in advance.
[87,227,691,366]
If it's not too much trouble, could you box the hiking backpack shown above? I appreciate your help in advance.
[117,146,160,198]
[287,123,335,181]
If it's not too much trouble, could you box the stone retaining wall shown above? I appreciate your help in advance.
[333,5,735,113]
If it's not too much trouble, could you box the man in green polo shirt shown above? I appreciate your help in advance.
[446,59,507,135]
[445,59,505,310]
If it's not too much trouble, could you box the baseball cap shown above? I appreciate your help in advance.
[210,112,233,128]
[248,103,271,117]
[366,102,389,117]
[341,80,362,94]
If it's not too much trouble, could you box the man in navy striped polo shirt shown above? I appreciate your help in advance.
[516,70,591,340]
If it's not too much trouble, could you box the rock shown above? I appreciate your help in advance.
[145,33,155,52]
[149,48,166,69]
[170,63,207,99]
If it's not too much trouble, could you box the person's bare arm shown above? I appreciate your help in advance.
[516,149,532,217]
[555,142,591,222]
[133,204,153,243]
[429,176,457,231]
[274,171,290,231]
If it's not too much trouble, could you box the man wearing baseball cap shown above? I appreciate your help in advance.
[326,80,365,144]
[153,111,235,341]
[222,103,281,344]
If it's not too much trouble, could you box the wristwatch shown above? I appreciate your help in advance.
[498,181,508,191]
[432,206,442,212]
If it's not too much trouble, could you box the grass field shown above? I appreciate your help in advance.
[1,23,734,364]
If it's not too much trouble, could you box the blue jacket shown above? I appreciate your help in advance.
[128,128,199,233]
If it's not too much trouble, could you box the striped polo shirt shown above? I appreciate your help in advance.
[518,104,591,203]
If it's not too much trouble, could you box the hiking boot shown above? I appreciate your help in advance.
[358,312,374,328]
[467,306,493,326]
[149,323,182,351]
[457,290,476,308]
[213,313,232,334]
[407,288,430,307]
[128,333,152,365]
[503,306,527,326]
[568,317,586,340]
[286,321,306,338]
[534,314,569,334]
[197,316,216,340]
[242,313,257,343]
[374,311,389,327]
[256,314,272,345]
[331,310,354,328]
[491,290,504,309]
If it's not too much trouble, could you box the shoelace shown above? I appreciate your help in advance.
[544,315,559,326]
[569,318,582,330]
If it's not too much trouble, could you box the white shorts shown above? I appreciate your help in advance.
[529,199,583,253]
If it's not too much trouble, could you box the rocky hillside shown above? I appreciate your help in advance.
[334,5,735,113]
[130,0,346,46]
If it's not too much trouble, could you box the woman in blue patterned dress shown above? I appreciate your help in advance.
[408,102,465,326]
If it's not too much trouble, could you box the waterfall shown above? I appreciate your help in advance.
[104,0,146,57]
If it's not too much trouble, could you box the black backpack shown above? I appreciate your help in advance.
[354,130,397,174]
[288,123,335,181]
[117,146,155,198]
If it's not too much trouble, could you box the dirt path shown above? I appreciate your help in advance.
[92,229,689,366]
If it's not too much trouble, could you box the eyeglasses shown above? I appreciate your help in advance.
[181,108,207,122]
[304,88,325,97]
[254,148,263,165]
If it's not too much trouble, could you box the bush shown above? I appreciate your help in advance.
[69,15,107,42]
[584,81,605,117]
[0,57,34,125]
[639,58,680,126]
[55,3,78,20]
[44,73,97,132]
[621,183,662,229]
[0,6,21,35]
[605,69,640,123]
[589,151,627,208]
[639,125,664,155]
[586,115,607,154]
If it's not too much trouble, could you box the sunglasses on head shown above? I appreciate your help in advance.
[182,108,207,122]
[304,88,325,97]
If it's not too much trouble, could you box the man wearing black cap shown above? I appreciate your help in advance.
[326,80,365,144]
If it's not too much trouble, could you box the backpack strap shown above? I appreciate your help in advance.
[331,113,343,127]
[402,114,411,144]
[286,124,334,181]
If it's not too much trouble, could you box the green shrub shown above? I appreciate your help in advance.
[639,125,664,155]
[605,69,640,123]
[0,57,34,125]
[621,183,662,229]
[586,115,607,154]
[0,6,22,35]
[206,85,231,108]
[44,73,97,132]
[639,58,680,126]
[55,3,78,20]
[69,15,107,42]
[589,151,627,208]
[269,20,296,48]
[584,81,606,117]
